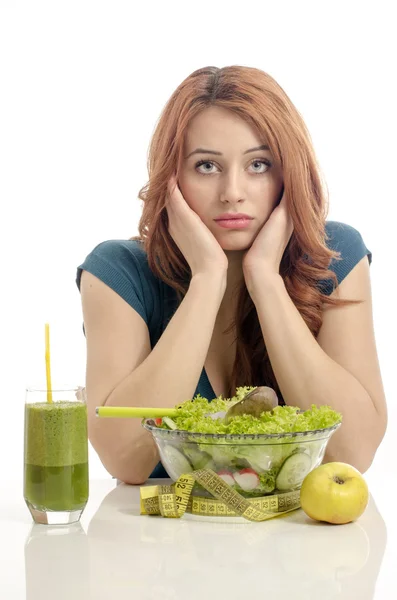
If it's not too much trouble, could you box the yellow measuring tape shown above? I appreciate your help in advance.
[140,468,300,522]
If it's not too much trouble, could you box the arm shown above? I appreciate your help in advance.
[80,269,226,485]
[249,256,387,473]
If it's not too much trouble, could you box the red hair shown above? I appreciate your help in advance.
[131,66,361,402]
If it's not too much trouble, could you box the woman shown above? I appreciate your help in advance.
[76,65,387,484]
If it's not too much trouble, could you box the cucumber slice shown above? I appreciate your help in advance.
[276,452,312,491]
[183,446,214,470]
[162,417,178,430]
[196,457,216,471]
[162,445,193,480]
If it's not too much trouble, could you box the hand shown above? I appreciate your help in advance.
[242,190,294,292]
[166,175,229,277]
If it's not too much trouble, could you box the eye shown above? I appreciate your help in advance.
[251,159,271,175]
[195,158,272,175]
[195,160,214,175]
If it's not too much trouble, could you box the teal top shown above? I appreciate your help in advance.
[76,221,372,478]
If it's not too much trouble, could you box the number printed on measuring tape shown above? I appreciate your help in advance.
[140,469,301,521]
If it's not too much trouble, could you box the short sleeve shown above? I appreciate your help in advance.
[76,239,155,325]
[318,221,372,296]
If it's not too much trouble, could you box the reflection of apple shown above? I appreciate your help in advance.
[300,462,369,524]
[273,520,370,580]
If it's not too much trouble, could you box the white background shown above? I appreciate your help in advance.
[1,1,395,498]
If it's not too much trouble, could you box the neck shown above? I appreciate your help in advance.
[217,250,245,323]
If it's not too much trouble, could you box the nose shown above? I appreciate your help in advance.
[219,170,245,204]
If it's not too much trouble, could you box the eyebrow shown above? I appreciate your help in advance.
[185,144,270,159]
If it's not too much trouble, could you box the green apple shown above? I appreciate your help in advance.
[300,462,369,524]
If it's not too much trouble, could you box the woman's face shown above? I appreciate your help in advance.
[178,106,283,252]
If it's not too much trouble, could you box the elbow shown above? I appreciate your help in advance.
[88,427,155,486]
[116,474,148,486]
[359,411,388,473]
[324,416,387,474]
[350,454,375,475]
[107,458,155,485]
[94,445,151,486]
[93,441,150,485]
[106,464,149,486]
[323,449,373,474]
[358,396,388,473]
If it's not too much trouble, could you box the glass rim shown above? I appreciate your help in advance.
[25,385,83,393]
[143,419,342,441]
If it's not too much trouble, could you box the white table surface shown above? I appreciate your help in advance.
[0,477,394,599]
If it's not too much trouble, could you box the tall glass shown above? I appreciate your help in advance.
[23,386,89,525]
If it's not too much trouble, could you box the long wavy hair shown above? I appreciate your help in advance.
[131,65,361,403]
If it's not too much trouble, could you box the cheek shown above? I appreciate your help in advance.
[178,177,209,214]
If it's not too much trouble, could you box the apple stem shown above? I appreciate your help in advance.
[333,476,345,485]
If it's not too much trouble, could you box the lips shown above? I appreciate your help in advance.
[214,213,253,221]
[215,216,253,229]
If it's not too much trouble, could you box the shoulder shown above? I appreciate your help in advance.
[319,221,372,295]
[325,221,372,258]
[83,238,148,267]
[77,238,154,283]
[76,238,162,324]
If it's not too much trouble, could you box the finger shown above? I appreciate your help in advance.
[277,193,291,220]
[166,176,180,210]
[287,218,294,240]
[282,208,294,240]
[273,196,294,241]
[166,189,185,227]
[167,179,181,210]
[165,192,177,228]
[167,173,178,196]
[165,193,173,217]
[167,181,174,196]
[167,181,190,220]
[283,207,294,240]
[278,191,287,207]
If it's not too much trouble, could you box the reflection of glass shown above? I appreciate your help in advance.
[23,386,89,525]
[87,483,387,600]
[24,522,90,600]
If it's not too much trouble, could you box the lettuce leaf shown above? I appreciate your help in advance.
[164,387,342,435]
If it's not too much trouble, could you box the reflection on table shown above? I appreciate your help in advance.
[24,480,387,600]
[24,521,90,600]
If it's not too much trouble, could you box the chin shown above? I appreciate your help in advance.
[217,235,253,251]
[222,243,252,253]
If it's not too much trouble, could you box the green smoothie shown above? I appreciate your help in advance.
[24,401,89,512]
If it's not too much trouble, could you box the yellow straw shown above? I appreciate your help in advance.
[96,406,179,418]
[45,323,53,403]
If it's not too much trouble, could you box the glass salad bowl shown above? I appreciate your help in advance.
[143,419,341,499]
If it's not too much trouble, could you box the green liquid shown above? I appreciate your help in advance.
[24,463,88,511]
[24,401,89,512]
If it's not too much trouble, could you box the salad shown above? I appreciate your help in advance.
[146,387,342,497]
